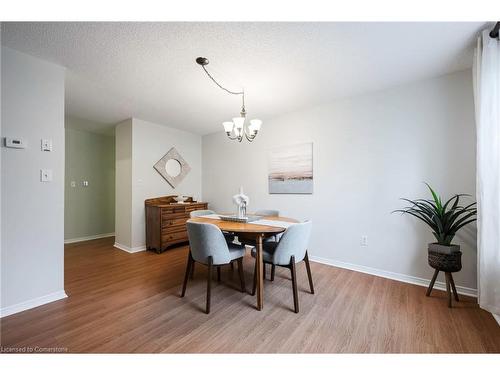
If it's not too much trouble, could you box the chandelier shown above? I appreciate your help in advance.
[196,57,262,142]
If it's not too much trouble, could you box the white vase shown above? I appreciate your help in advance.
[237,205,246,219]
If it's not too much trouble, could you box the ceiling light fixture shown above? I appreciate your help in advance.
[196,57,261,142]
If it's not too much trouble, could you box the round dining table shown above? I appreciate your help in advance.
[188,215,298,310]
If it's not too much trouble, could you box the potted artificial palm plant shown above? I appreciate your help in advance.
[394,183,477,255]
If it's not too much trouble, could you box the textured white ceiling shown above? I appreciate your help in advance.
[1,22,485,135]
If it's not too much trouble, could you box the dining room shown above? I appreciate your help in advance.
[1,8,500,374]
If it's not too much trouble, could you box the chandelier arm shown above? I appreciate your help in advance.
[226,134,240,141]
[245,133,257,142]
[243,127,257,140]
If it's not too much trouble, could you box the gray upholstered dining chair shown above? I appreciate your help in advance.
[189,209,235,277]
[254,209,280,217]
[255,209,282,243]
[239,209,281,250]
[250,220,314,313]
[181,221,246,314]
[190,209,216,218]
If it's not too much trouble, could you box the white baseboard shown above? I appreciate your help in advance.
[64,232,115,244]
[114,242,146,253]
[309,255,478,297]
[0,290,68,318]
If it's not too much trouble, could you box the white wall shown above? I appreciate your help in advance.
[115,119,133,249]
[202,70,477,291]
[1,27,3,316]
[1,47,66,316]
[114,118,202,251]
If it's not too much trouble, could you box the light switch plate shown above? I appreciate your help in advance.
[41,139,52,151]
[40,169,53,182]
[5,138,27,149]
[360,235,368,246]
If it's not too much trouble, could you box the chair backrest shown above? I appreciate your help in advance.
[186,221,231,265]
[273,221,312,265]
[255,209,280,217]
[190,209,216,218]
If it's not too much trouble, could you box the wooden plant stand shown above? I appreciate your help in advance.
[426,250,462,308]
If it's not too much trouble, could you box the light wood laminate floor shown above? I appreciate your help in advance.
[1,237,499,353]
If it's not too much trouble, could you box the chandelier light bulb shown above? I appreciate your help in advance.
[222,121,234,133]
[249,119,262,133]
[232,117,245,129]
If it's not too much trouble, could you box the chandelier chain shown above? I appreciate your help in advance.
[201,65,244,96]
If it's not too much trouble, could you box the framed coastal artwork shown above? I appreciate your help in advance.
[268,142,313,194]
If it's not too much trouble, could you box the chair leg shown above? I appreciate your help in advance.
[271,264,275,281]
[206,256,213,314]
[190,261,195,279]
[181,251,193,297]
[445,272,452,308]
[252,258,257,296]
[426,269,439,297]
[237,258,246,293]
[449,273,459,302]
[217,266,221,282]
[290,256,299,313]
[304,251,314,294]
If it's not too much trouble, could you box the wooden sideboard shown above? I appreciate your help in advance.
[145,195,208,253]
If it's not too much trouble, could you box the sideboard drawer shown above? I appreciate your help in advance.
[162,217,188,228]
[186,204,206,212]
[162,230,188,243]
[161,211,189,220]
[162,224,187,235]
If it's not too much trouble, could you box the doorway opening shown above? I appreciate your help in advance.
[64,116,115,245]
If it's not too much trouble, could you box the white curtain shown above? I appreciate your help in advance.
[473,29,500,316]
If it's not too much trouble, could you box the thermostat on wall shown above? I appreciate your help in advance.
[5,137,27,149]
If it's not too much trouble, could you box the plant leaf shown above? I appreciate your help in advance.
[425,182,443,215]
[452,218,477,232]
[449,211,477,233]
[403,210,439,230]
